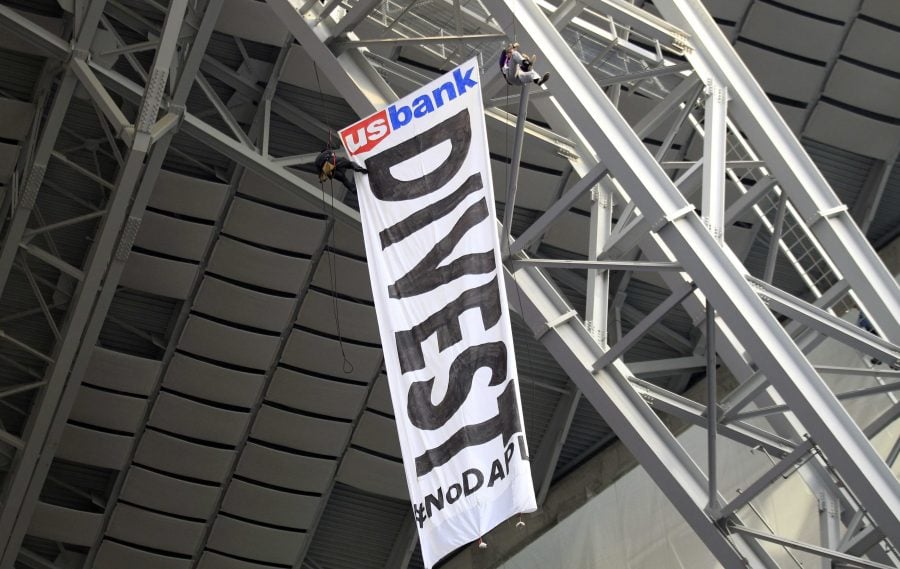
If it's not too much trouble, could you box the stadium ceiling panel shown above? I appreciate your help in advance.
[0,0,897,568]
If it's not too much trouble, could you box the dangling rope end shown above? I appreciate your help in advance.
[516,514,526,529]
[477,536,488,550]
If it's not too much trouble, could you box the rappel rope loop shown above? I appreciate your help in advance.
[313,61,354,374]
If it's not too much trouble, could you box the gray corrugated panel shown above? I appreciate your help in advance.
[511,315,571,449]
[740,2,845,62]
[97,288,179,359]
[803,137,876,208]
[408,544,425,569]
[553,395,612,476]
[206,236,312,294]
[206,513,305,565]
[310,251,374,302]
[39,458,115,512]
[869,165,900,249]
[624,278,695,340]
[164,129,233,179]
[19,537,60,565]
[2,0,63,17]
[56,423,132,470]
[268,82,359,160]
[742,229,825,300]
[149,170,230,221]
[0,47,45,101]
[306,483,410,569]
[267,113,330,159]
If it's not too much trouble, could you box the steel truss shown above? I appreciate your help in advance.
[0,0,896,568]
[261,1,900,568]
[0,0,222,565]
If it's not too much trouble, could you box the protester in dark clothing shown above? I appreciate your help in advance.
[315,147,367,192]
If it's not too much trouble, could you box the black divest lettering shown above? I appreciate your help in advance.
[367,107,524,479]
[366,109,471,201]
[407,341,506,431]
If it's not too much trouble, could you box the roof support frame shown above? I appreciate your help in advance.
[258,5,773,566]
[503,257,782,569]
[654,0,900,343]
[0,3,223,566]
[479,0,900,559]
[0,1,884,564]
[508,73,702,256]
[256,2,900,564]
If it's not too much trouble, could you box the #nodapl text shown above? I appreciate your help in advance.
[413,437,528,528]
[362,106,527,527]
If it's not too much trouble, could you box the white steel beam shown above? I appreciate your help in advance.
[653,0,900,343]
[506,257,781,569]
[482,0,900,550]
[266,0,396,114]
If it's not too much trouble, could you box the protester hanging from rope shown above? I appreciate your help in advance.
[315,143,368,192]
[499,42,550,86]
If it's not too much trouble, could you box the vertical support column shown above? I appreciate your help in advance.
[586,182,612,346]
[818,492,842,569]
[702,79,726,244]
[702,78,726,515]
[501,85,532,252]
[705,302,719,512]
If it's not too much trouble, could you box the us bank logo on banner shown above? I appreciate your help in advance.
[339,58,536,568]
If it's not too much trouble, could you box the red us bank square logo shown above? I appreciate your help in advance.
[340,109,390,156]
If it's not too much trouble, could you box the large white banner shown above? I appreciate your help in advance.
[339,58,536,567]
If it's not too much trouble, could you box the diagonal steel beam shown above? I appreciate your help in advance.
[0,2,217,565]
[505,256,781,569]
[182,113,361,227]
[267,0,396,114]
[333,32,507,48]
[0,4,71,59]
[747,276,900,367]
[653,0,900,343]
[593,283,695,371]
[730,525,896,569]
[626,377,795,457]
[483,0,900,549]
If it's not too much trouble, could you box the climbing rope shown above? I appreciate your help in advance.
[313,61,354,375]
